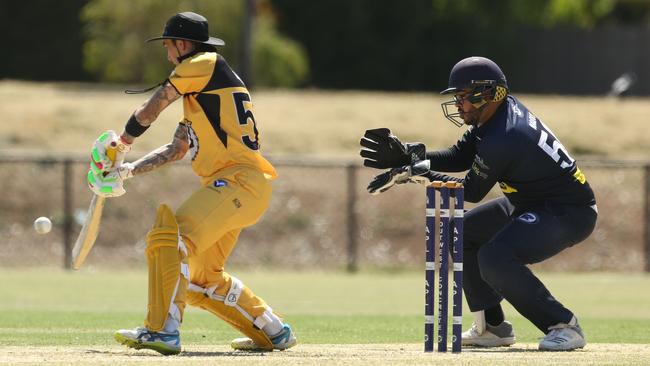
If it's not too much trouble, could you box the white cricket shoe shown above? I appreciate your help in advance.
[539,316,586,351]
[231,324,297,351]
[114,326,181,355]
[462,320,516,347]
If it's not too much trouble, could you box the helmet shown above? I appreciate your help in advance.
[440,56,508,127]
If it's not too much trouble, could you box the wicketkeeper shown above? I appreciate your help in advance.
[360,56,597,351]
[87,12,296,355]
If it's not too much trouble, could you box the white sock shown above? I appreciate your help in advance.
[163,314,180,333]
[261,311,284,338]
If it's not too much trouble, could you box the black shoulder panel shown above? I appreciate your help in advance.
[201,54,245,92]
[195,93,228,147]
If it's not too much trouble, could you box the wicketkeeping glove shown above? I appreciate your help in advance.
[367,160,432,195]
[359,128,426,169]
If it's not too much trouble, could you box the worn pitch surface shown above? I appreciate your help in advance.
[2,343,649,366]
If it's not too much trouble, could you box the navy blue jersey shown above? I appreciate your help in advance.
[426,95,595,207]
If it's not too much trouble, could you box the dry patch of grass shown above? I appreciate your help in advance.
[2,343,649,366]
[0,81,647,158]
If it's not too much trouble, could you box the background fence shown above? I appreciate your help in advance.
[1,153,648,272]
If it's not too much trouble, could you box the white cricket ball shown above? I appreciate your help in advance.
[34,217,52,234]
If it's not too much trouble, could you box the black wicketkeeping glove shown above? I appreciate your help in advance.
[367,160,431,195]
[359,128,426,169]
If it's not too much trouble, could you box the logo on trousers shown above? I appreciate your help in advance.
[517,212,538,224]
[213,179,228,188]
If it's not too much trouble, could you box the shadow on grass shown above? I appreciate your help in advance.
[461,345,587,354]
[180,350,269,357]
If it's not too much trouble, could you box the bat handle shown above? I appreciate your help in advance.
[106,143,118,165]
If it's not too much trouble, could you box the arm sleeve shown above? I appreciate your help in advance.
[424,142,512,203]
[425,129,476,172]
[168,56,213,95]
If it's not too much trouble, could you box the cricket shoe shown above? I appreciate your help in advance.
[231,324,297,351]
[462,320,516,347]
[539,316,586,351]
[114,326,181,355]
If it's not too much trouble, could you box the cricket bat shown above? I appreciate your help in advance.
[71,145,117,270]
[71,194,107,269]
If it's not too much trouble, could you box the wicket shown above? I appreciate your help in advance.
[425,181,464,353]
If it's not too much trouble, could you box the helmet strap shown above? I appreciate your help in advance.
[172,41,184,63]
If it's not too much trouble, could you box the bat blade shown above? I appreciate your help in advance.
[71,195,106,270]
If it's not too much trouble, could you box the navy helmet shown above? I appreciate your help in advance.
[441,56,507,95]
[441,56,509,127]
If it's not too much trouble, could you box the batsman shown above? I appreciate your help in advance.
[360,56,597,351]
[87,12,296,355]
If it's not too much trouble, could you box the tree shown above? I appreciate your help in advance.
[82,0,308,87]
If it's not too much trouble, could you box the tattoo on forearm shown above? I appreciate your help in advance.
[174,124,190,147]
[135,82,181,125]
[131,124,189,176]
[131,144,176,175]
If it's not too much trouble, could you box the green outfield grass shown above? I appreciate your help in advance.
[1,268,649,348]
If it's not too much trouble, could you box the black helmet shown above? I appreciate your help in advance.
[147,12,225,46]
[440,56,509,127]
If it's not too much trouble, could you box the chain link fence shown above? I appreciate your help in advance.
[1,153,648,272]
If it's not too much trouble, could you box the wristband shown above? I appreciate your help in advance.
[124,114,149,137]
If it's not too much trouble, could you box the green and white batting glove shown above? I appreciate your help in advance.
[87,162,134,198]
[87,166,126,197]
[87,130,132,197]
[104,162,134,181]
[90,130,132,173]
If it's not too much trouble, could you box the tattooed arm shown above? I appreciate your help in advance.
[129,123,190,177]
[120,81,181,144]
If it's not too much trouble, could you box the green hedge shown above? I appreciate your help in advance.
[82,0,308,87]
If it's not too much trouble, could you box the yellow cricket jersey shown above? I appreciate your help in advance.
[168,52,277,185]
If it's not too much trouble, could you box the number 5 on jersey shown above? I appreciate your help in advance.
[233,92,259,150]
[527,112,574,169]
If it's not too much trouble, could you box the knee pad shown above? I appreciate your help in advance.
[145,204,189,332]
[187,276,273,350]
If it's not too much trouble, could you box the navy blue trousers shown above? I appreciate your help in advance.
[462,197,597,332]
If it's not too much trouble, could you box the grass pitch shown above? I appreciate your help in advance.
[1,269,649,365]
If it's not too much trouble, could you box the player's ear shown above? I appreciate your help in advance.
[178,40,189,52]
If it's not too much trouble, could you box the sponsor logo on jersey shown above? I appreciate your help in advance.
[517,212,538,224]
[471,155,489,179]
[499,182,518,193]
